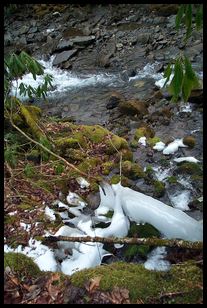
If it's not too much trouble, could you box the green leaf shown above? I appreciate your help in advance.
[175,4,185,30]
[184,56,200,88]
[169,58,184,102]
[182,74,192,102]
[185,4,192,40]
[195,5,203,30]
[163,63,173,87]
[181,56,200,102]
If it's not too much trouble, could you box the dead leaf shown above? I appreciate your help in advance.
[85,276,101,293]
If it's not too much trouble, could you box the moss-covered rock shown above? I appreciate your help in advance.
[105,135,129,155]
[71,261,202,303]
[130,139,138,148]
[122,161,145,180]
[183,136,196,148]
[54,137,79,154]
[134,125,155,141]
[102,162,114,175]
[65,148,87,162]
[148,136,161,147]
[174,162,202,176]
[78,157,102,173]
[121,148,133,161]
[4,252,41,278]
[153,180,165,197]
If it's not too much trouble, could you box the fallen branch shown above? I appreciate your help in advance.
[42,235,203,250]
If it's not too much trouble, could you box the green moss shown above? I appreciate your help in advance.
[65,148,87,162]
[122,161,145,180]
[33,235,45,242]
[130,139,138,148]
[145,165,153,175]
[4,252,41,278]
[26,105,42,121]
[175,162,202,176]
[110,175,130,186]
[104,210,114,218]
[148,136,161,147]
[167,176,178,184]
[18,203,34,210]
[81,125,108,143]
[26,149,40,163]
[134,126,155,141]
[71,261,202,303]
[78,158,102,173]
[19,105,44,140]
[5,215,18,224]
[183,136,196,148]
[102,162,114,175]
[128,222,161,238]
[121,148,133,161]
[105,135,129,155]
[124,244,150,259]
[54,137,79,152]
[153,180,165,197]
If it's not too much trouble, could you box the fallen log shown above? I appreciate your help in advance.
[42,235,203,250]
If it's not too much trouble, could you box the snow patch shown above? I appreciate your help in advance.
[173,157,200,163]
[144,246,171,271]
[168,190,191,211]
[138,136,147,146]
[45,206,56,221]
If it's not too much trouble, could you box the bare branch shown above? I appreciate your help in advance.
[42,235,203,250]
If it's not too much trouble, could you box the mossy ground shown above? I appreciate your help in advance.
[71,261,202,303]
[4,252,42,279]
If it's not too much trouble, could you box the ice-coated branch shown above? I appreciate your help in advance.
[43,235,203,250]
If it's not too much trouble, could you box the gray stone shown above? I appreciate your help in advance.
[19,25,30,35]
[19,35,27,45]
[56,39,74,51]
[30,20,37,27]
[137,33,150,44]
[53,49,78,66]
[70,35,95,46]
[28,27,38,34]
[27,33,35,39]
[4,33,12,46]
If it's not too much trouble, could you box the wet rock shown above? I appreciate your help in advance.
[53,49,78,66]
[28,26,38,34]
[136,33,150,44]
[56,39,74,51]
[70,35,96,46]
[19,35,27,45]
[4,33,12,46]
[188,89,203,105]
[106,91,125,109]
[183,136,196,148]
[19,25,30,35]
[119,99,148,117]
